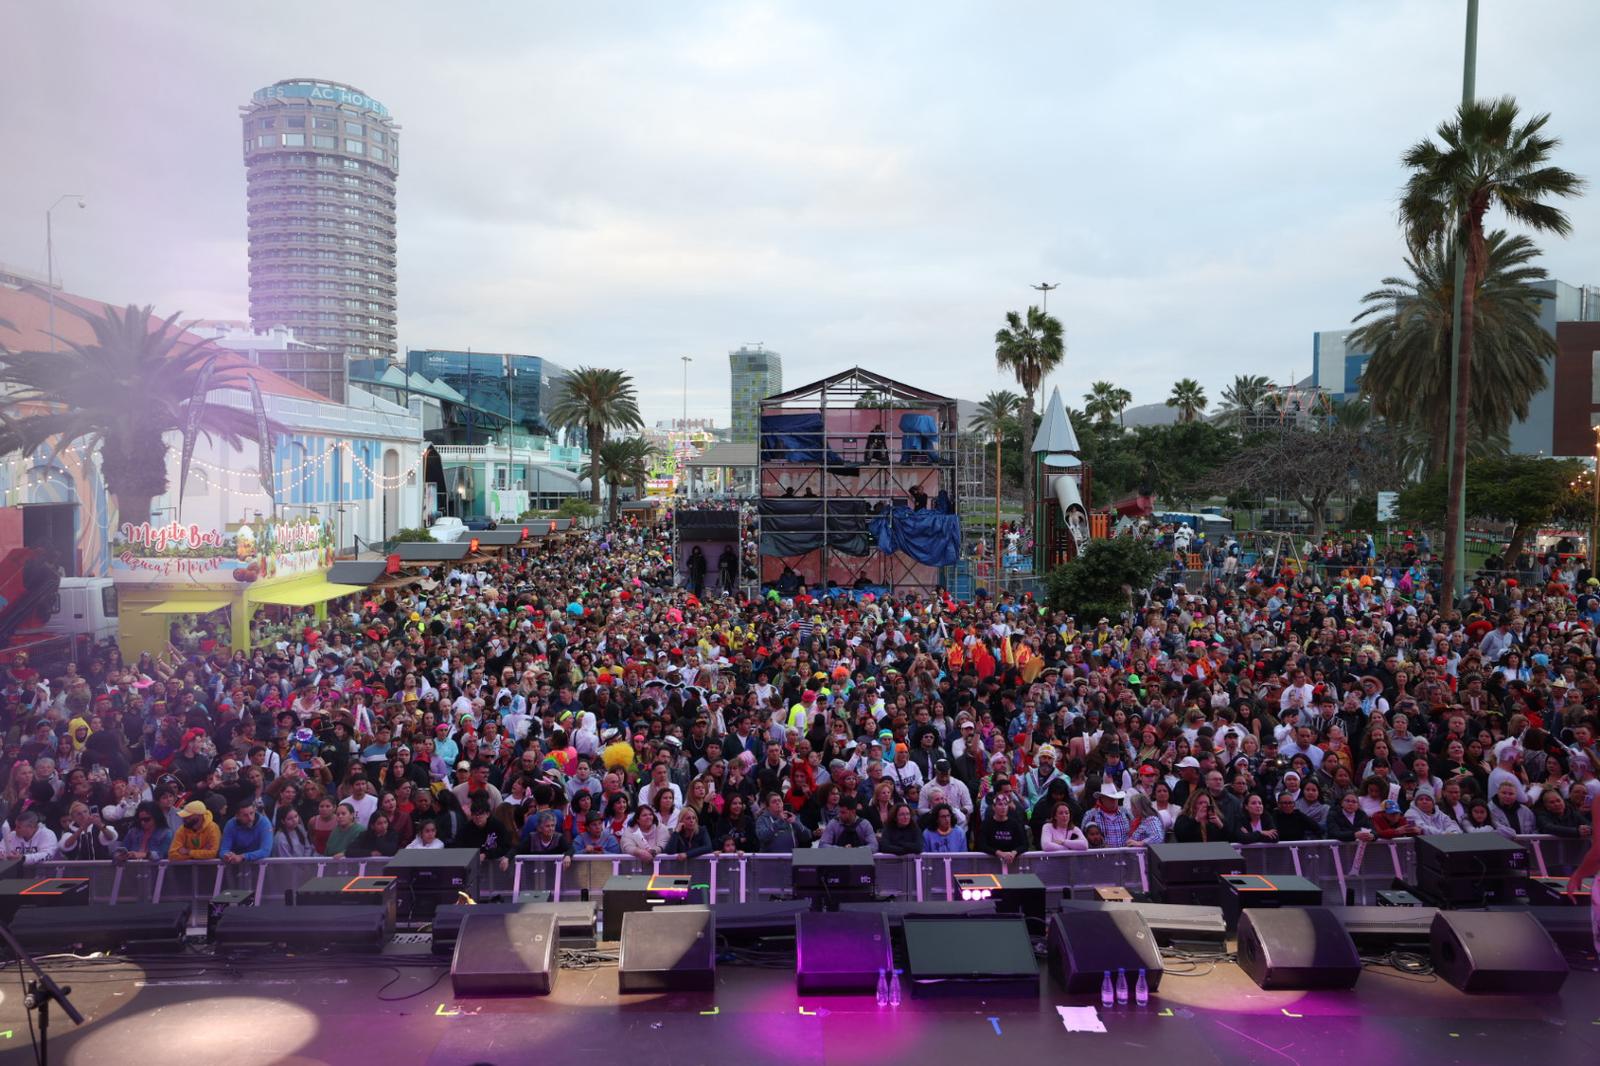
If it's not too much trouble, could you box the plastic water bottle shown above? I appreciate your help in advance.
[889,969,903,1007]
[1101,970,1114,1007]
[1115,967,1129,1005]
[1135,968,1149,1007]
[876,968,889,1006]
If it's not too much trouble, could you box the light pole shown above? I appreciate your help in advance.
[45,195,86,352]
[1031,281,1058,313]
[681,355,692,497]
[1443,0,1479,598]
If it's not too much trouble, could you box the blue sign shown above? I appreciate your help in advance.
[253,81,388,118]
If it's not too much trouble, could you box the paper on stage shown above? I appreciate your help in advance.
[1055,1005,1106,1033]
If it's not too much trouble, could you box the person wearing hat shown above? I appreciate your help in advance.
[168,800,221,862]
[1020,745,1063,811]
[920,758,973,822]
[1403,786,1461,836]
[1170,755,1203,806]
[1080,782,1132,847]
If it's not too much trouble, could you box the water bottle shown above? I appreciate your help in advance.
[1135,968,1149,1007]
[889,969,903,1007]
[876,968,889,1007]
[1101,970,1114,1007]
[1115,967,1129,1005]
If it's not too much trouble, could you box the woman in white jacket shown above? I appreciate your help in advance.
[1039,801,1088,852]
[619,805,669,862]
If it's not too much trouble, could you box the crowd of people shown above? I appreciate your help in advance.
[0,518,1596,900]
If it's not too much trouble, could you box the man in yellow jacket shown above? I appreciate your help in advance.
[169,800,221,862]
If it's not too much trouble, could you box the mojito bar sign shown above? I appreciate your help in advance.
[112,517,334,585]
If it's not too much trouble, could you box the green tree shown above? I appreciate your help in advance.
[0,303,278,524]
[1396,454,1585,565]
[547,367,644,505]
[994,306,1065,517]
[1399,95,1584,597]
[969,390,1021,443]
[1350,231,1556,474]
[1045,534,1167,622]
[596,437,652,521]
[855,389,893,409]
[1084,380,1132,430]
[1166,378,1207,423]
[1216,374,1274,429]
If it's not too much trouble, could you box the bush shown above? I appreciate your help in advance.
[558,498,598,519]
[390,527,435,544]
[1045,534,1167,623]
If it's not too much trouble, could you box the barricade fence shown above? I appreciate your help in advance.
[27,835,1583,915]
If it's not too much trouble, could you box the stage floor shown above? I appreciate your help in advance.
[0,941,1595,1066]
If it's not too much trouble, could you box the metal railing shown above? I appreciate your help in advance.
[18,835,1587,914]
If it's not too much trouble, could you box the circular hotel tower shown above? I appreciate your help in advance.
[240,79,399,369]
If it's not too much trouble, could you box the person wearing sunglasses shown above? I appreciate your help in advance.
[114,800,172,861]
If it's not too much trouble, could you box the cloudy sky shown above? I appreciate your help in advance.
[4,1,1599,425]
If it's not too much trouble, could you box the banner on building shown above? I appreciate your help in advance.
[110,516,333,585]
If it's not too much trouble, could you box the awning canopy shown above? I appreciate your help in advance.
[141,597,233,616]
[249,576,367,608]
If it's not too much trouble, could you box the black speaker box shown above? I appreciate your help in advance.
[1047,909,1164,993]
[10,902,192,954]
[618,906,716,993]
[288,875,398,933]
[1429,911,1568,995]
[602,874,690,938]
[902,916,1038,997]
[1415,834,1528,876]
[1413,865,1528,907]
[0,877,90,922]
[1236,907,1362,990]
[1056,899,1228,945]
[1321,905,1437,952]
[450,910,559,996]
[214,903,388,951]
[1148,842,1244,884]
[432,900,598,955]
[795,910,892,993]
[1219,874,1324,931]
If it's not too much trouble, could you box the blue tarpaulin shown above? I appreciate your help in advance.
[898,413,942,463]
[760,412,847,465]
[870,505,961,566]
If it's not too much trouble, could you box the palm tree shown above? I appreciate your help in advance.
[596,437,652,521]
[1084,380,1132,430]
[969,390,1021,443]
[1350,230,1555,474]
[1217,374,1274,429]
[1399,95,1583,596]
[547,367,644,505]
[993,306,1065,514]
[1166,379,1207,424]
[0,303,278,524]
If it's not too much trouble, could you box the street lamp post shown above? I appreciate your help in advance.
[681,355,692,497]
[1443,0,1479,599]
[45,195,86,353]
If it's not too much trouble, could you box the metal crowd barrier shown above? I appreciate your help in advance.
[16,835,1586,910]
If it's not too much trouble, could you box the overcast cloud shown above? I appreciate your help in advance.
[3,1,1598,424]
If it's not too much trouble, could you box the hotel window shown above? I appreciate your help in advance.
[283,133,305,147]
[287,115,305,128]
[345,121,364,136]
[257,134,278,147]
[369,146,384,161]
[259,117,276,129]
[314,117,336,131]
[312,135,336,148]
[345,140,365,154]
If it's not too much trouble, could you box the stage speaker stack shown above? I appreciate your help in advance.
[213,904,388,951]
[288,875,398,934]
[1527,876,1593,907]
[618,906,716,993]
[0,877,90,922]
[795,910,892,993]
[602,874,692,938]
[1146,843,1243,906]
[1411,835,1529,908]
[1236,908,1362,990]
[1218,874,1324,931]
[385,848,481,920]
[1320,905,1437,953]
[953,872,1047,923]
[1056,899,1228,946]
[433,900,598,955]
[10,901,192,954]
[450,910,560,996]
[1046,908,1165,993]
[791,848,876,908]
[1429,911,1568,995]
[901,916,1037,997]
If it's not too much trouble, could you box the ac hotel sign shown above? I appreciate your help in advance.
[253,81,389,117]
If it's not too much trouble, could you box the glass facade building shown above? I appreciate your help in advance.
[406,350,569,442]
[729,345,783,442]
[242,79,399,386]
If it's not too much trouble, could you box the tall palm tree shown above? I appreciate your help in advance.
[1166,378,1207,424]
[969,390,1021,442]
[1084,380,1132,430]
[0,303,278,524]
[596,437,651,520]
[1217,373,1274,429]
[1400,95,1583,596]
[993,306,1065,514]
[547,367,644,505]
[1350,230,1555,474]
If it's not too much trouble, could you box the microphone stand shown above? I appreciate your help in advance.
[0,919,84,1066]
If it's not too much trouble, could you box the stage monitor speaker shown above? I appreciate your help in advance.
[602,874,691,938]
[0,877,90,922]
[796,910,892,993]
[11,902,192,954]
[433,900,598,955]
[1056,899,1228,946]
[1429,911,1568,995]
[618,906,716,993]
[214,904,388,951]
[1236,907,1361,990]
[451,910,559,996]
[1047,909,1164,993]
[902,917,1038,997]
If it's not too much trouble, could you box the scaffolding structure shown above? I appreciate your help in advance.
[756,367,959,596]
